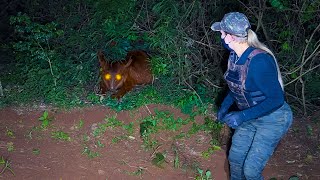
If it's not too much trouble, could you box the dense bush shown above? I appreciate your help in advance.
[0,0,319,114]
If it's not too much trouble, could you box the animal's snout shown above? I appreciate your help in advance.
[109,87,116,92]
[109,83,118,93]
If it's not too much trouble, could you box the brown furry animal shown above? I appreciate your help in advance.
[98,50,153,100]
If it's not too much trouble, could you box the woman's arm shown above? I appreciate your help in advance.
[241,54,284,121]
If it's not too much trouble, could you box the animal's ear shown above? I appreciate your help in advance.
[97,50,108,67]
[124,56,133,68]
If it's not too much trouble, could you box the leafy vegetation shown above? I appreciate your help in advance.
[195,168,212,180]
[0,156,15,176]
[138,109,223,151]
[151,152,166,168]
[5,128,15,138]
[32,149,40,155]
[1,0,318,115]
[82,146,100,159]
[6,142,14,152]
[51,131,71,141]
[38,111,52,129]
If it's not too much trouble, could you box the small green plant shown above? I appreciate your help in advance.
[76,119,84,129]
[82,147,100,158]
[304,154,313,164]
[6,142,14,152]
[83,134,90,142]
[111,137,120,144]
[104,115,123,128]
[151,152,166,168]
[174,132,187,139]
[86,93,102,104]
[0,156,15,176]
[32,148,40,155]
[38,111,51,129]
[92,116,122,137]
[288,175,300,180]
[96,140,105,148]
[173,147,180,168]
[125,167,144,177]
[139,118,158,150]
[268,0,288,10]
[51,131,71,141]
[123,122,134,135]
[111,135,128,144]
[292,127,300,134]
[92,124,108,137]
[195,168,212,180]
[6,127,15,138]
[188,122,202,135]
[201,145,221,159]
[141,133,158,150]
[140,119,157,138]
[306,124,313,136]
[26,127,37,139]
[202,117,223,133]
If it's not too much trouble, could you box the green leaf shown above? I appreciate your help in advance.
[205,170,212,179]
[289,176,299,180]
[197,168,203,175]
[152,153,165,168]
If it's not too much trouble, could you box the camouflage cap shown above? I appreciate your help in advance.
[211,12,251,37]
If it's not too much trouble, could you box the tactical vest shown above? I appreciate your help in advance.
[224,49,266,110]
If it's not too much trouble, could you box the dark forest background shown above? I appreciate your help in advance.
[0,0,319,115]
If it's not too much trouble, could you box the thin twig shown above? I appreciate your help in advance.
[285,58,320,86]
[183,79,203,105]
[182,37,220,49]
[286,23,320,75]
[0,158,15,176]
[144,105,152,116]
[130,0,143,31]
[36,41,57,87]
[149,144,162,160]
[205,78,222,89]
[236,0,274,50]
[0,80,3,96]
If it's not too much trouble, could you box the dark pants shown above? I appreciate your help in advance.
[229,102,293,180]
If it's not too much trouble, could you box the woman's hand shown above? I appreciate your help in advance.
[222,112,246,128]
[217,107,228,123]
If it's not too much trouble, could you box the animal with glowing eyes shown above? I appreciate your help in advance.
[97,50,153,100]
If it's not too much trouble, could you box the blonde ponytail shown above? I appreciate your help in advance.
[247,29,284,90]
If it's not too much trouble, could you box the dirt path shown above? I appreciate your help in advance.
[0,105,319,180]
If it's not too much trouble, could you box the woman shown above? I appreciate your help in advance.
[211,12,293,179]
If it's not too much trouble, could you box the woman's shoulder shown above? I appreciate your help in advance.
[249,48,272,59]
[250,48,274,61]
[249,50,277,70]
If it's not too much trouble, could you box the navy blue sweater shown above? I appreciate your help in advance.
[221,45,284,121]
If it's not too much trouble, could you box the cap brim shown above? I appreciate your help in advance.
[211,22,222,31]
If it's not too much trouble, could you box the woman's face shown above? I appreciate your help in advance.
[220,30,235,49]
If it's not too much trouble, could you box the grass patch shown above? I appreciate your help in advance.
[5,128,15,138]
[195,168,212,180]
[32,148,40,155]
[51,131,71,141]
[0,156,15,176]
[6,142,14,152]
[82,146,100,159]
[38,111,52,129]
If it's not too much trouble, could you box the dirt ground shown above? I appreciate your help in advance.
[0,104,319,180]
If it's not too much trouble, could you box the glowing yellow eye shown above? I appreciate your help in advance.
[104,74,111,80]
[115,74,122,80]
